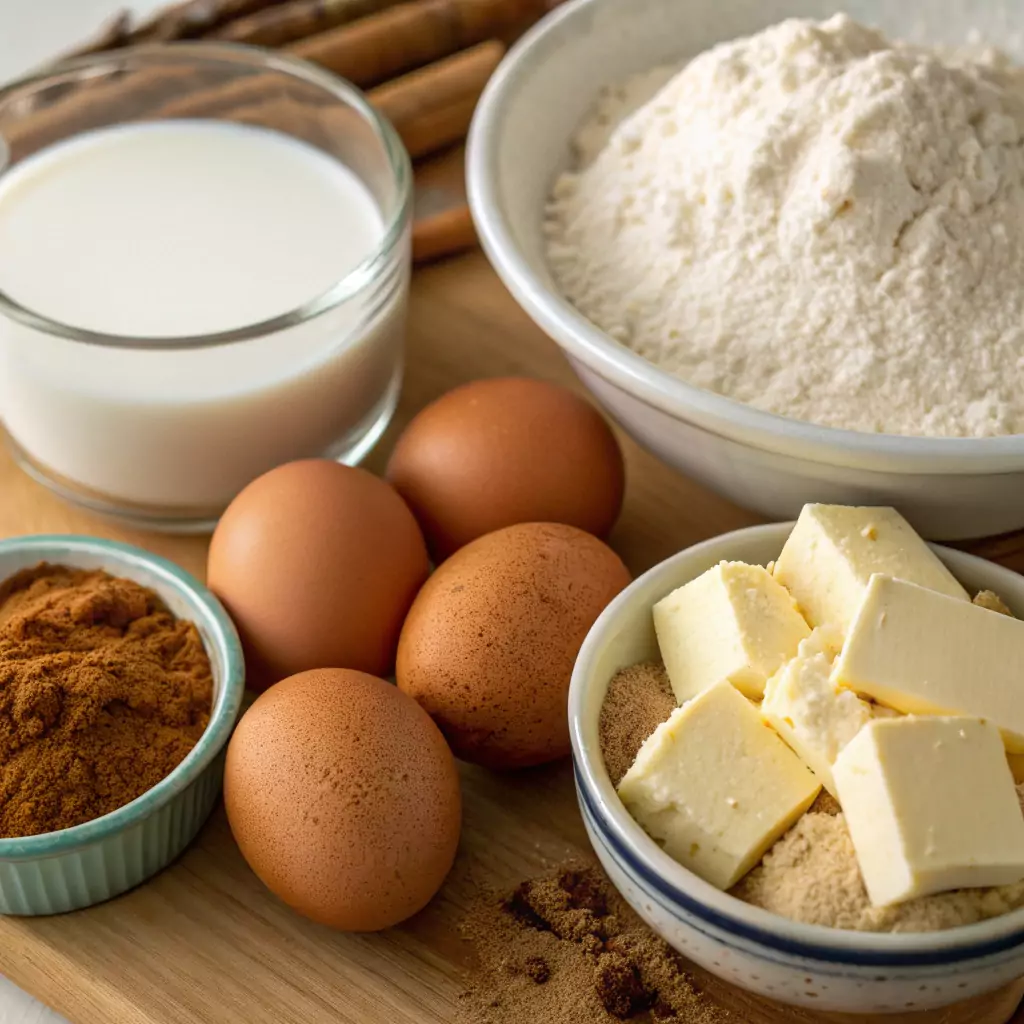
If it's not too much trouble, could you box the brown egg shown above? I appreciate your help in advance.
[208,460,429,691]
[396,522,631,768]
[386,377,625,560]
[224,668,461,931]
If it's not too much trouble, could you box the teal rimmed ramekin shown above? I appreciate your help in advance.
[0,535,245,915]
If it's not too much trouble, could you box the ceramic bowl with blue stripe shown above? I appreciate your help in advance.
[569,522,1024,1013]
[0,535,245,915]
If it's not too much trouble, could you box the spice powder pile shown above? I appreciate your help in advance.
[0,564,214,838]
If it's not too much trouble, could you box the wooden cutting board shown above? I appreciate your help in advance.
[1,251,1023,1024]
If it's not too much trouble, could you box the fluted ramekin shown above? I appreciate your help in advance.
[0,535,244,915]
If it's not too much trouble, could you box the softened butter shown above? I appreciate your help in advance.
[834,575,1024,752]
[761,627,873,798]
[618,681,820,889]
[653,561,809,703]
[833,716,1024,906]
[773,505,968,637]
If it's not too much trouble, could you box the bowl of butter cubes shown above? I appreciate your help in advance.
[569,504,1024,1013]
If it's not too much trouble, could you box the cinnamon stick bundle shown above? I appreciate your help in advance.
[101,39,505,160]
[213,0,407,46]
[412,204,477,263]
[63,11,134,57]
[368,40,504,158]
[61,0,286,56]
[131,0,284,42]
[285,0,542,85]
[208,41,504,157]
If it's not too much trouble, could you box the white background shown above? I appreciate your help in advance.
[0,6,166,1021]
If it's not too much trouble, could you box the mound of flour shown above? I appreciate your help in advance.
[545,14,1024,438]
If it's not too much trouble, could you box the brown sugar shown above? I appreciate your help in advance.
[599,662,676,785]
[0,564,214,838]
[459,862,737,1023]
[733,789,1024,932]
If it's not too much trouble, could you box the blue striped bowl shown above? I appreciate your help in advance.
[0,536,244,915]
[569,523,1024,1013]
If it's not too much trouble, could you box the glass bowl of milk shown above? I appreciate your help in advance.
[0,43,412,531]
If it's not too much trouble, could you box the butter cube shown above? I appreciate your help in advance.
[654,561,810,702]
[773,505,968,637]
[761,627,872,797]
[833,717,1024,906]
[834,575,1024,752]
[618,681,820,889]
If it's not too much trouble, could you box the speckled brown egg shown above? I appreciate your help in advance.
[385,377,625,560]
[224,668,461,931]
[396,522,631,768]
[208,460,429,691]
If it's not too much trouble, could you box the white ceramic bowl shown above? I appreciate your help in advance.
[569,523,1024,1012]
[0,536,245,915]
[467,0,1024,541]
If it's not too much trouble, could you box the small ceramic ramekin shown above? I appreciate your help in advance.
[0,535,244,915]
[569,523,1024,1013]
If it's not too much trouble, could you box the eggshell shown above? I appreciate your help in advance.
[208,460,429,691]
[386,377,625,560]
[224,668,461,932]
[396,522,631,768]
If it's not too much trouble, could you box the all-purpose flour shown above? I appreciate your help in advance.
[545,14,1024,438]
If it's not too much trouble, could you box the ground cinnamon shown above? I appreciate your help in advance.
[0,564,213,838]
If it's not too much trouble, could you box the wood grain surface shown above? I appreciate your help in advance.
[0,252,1022,1024]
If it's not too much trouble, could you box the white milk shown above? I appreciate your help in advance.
[0,120,408,516]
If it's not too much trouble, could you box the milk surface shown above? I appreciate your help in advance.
[0,120,408,511]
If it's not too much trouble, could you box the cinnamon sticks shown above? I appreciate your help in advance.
[127,0,284,43]
[45,0,530,265]
[65,0,552,61]
[285,0,545,84]
[412,205,477,264]
[213,0,408,46]
[62,0,284,56]
[368,40,505,159]
[62,11,134,58]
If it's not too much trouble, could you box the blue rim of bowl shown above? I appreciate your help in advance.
[574,761,1024,968]
[569,523,1024,968]
[465,0,1024,474]
[0,535,245,858]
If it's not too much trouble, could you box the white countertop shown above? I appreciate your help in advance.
[0,5,166,1018]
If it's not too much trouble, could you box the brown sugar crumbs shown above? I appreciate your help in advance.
[599,661,675,786]
[459,863,736,1023]
[0,564,214,838]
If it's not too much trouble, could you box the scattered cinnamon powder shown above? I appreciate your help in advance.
[0,564,214,838]
[599,662,675,786]
[459,863,736,1023]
